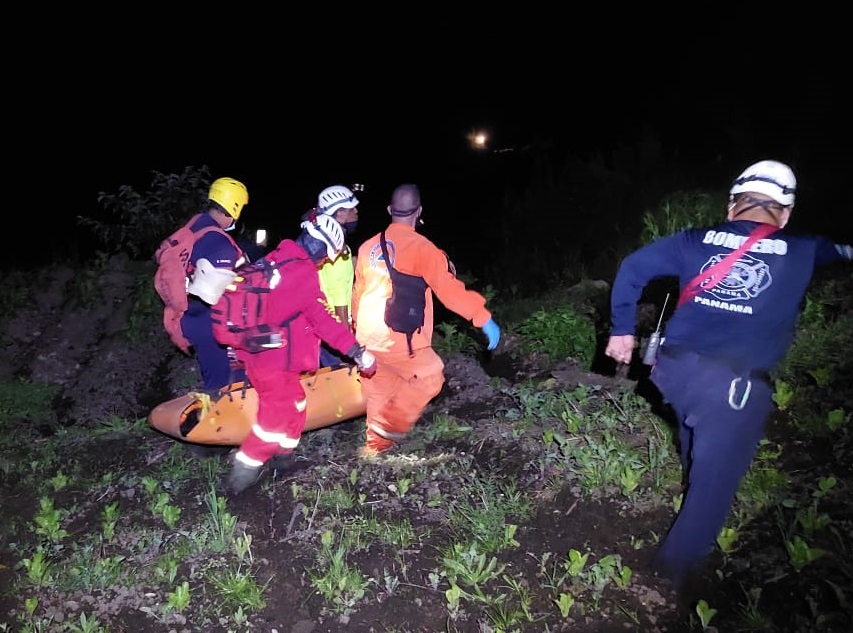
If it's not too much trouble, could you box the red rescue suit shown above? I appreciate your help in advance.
[235,240,359,466]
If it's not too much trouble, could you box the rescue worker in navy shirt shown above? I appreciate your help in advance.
[605,159,853,592]
[182,178,249,392]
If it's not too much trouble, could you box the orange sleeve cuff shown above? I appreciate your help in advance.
[472,311,492,329]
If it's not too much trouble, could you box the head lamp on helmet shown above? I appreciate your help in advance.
[208,177,249,220]
[729,160,796,207]
[300,214,345,261]
[318,185,359,216]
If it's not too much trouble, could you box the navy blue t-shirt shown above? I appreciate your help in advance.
[185,214,243,316]
[611,220,850,372]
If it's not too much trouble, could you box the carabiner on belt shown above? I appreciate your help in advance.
[728,377,752,411]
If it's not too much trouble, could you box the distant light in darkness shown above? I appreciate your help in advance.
[467,130,489,150]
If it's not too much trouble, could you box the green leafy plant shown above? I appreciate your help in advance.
[716,527,739,554]
[308,530,372,616]
[32,497,68,543]
[64,612,107,633]
[391,476,411,498]
[737,586,769,630]
[441,542,505,598]
[796,503,831,534]
[163,580,190,614]
[447,478,530,554]
[516,304,597,366]
[203,486,237,553]
[153,557,180,584]
[777,288,853,388]
[445,582,464,619]
[785,535,826,571]
[571,431,643,495]
[640,190,726,245]
[814,476,837,498]
[695,599,718,630]
[826,408,848,432]
[18,546,53,586]
[100,501,120,542]
[48,471,69,491]
[434,322,480,355]
[209,565,267,611]
[415,412,472,443]
[565,549,589,577]
[316,481,357,512]
[536,552,570,599]
[150,492,181,529]
[485,574,537,629]
[772,379,795,410]
[619,463,644,497]
[807,366,832,388]
[577,553,622,605]
[555,592,575,617]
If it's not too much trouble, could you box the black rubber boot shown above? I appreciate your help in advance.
[226,461,265,496]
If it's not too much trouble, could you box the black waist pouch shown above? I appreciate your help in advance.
[380,230,427,356]
[385,271,427,355]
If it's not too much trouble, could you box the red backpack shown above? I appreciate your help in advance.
[153,214,237,352]
[211,257,302,355]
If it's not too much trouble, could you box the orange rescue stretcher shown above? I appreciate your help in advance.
[147,365,366,446]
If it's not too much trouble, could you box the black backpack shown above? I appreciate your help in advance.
[380,230,428,357]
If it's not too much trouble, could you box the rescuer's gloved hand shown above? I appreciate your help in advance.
[481,318,501,351]
[347,344,377,378]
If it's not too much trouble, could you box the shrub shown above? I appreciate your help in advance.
[515,304,597,366]
[78,165,213,259]
[640,189,726,246]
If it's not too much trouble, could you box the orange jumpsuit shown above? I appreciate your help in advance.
[352,223,492,453]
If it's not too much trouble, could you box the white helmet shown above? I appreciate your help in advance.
[729,160,796,207]
[301,214,345,261]
[318,185,359,215]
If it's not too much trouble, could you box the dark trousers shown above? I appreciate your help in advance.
[649,349,773,587]
[181,309,245,391]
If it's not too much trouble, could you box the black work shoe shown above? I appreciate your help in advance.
[226,461,265,496]
[270,453,295,476]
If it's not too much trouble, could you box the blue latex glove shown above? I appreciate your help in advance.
[481,318,501,351]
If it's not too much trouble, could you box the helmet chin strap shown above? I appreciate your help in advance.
[731,195,782,224]
[296,232,328,264]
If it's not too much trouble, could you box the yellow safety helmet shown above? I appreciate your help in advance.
[208,177,249,220]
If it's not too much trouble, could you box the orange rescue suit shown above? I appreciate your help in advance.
[352,223,492,451]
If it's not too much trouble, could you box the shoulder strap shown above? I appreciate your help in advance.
[380,230,414,355]
[185,213,204,229]
[677,223,779,308]
[269,257,300,269]
[380,230,396,279]
[192,225,224,241]
[188,214,244,258]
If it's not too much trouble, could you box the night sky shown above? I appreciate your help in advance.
[17,25,851,262]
